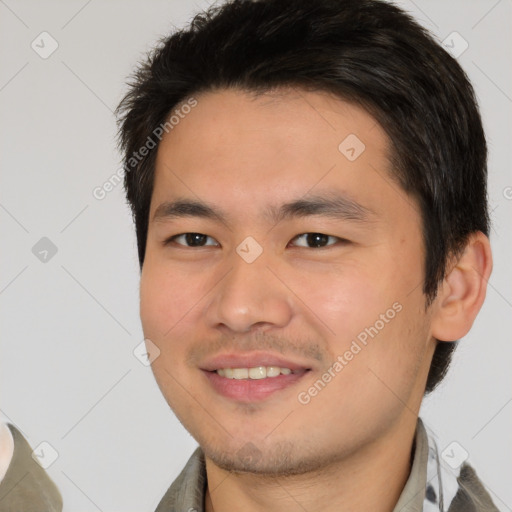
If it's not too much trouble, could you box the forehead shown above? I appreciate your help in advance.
[157,87,390,164]
[151,87,414,225]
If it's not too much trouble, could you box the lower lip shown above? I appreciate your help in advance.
[202,370,308,402]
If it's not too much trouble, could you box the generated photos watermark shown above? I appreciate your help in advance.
[92,96,198,201]
[297,301,403,405]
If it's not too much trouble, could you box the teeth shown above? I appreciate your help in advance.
[266,366,281,377]
[215,366,295,379]
[232,368,248,379]
[248,367,266,379]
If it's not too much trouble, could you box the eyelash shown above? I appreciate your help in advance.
[164,232,349,249]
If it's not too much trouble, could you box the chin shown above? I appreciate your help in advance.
[203,439,337,477]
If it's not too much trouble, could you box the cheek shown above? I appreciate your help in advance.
[139,263,197,405]
[296,264,386,343]
[139,262,194,338]
[298,255,425,376]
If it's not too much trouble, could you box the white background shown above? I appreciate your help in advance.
[0,1,511,510]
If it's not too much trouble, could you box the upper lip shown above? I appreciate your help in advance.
[200,351,313,372]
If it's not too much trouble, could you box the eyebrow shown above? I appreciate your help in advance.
[152,193,376,227]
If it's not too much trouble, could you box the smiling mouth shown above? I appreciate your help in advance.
[213,366,307,379]
[202,367,312,402]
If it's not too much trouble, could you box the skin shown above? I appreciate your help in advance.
[0,423,14,482]
[140,87,492,512]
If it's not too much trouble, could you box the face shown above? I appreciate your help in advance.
[140,88,436,475]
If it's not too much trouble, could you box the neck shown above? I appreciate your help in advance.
[204,412,418,512]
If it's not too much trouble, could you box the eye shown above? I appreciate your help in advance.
[290,233,345,248]
[165,232,219,247]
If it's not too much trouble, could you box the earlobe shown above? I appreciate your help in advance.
[431,231,493,342]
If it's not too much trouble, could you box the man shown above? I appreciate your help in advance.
[115,0,497,510]
[0,0,497,511]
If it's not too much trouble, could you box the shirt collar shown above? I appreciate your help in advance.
[155,417,458,512]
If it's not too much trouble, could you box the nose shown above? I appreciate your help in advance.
[204,251,294,334]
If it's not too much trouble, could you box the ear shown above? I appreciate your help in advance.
[430,231,493,342]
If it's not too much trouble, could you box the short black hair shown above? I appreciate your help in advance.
[116,0,489,394]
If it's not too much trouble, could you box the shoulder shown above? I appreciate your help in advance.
[0,423,63,512]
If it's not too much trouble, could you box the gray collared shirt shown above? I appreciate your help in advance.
[154,418,499,512]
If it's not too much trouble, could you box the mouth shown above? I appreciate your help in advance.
[200,352,313,402]
[215,366,303,379]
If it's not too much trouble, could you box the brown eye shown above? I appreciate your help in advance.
[291,233,342,248]
[166,233,219,247]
